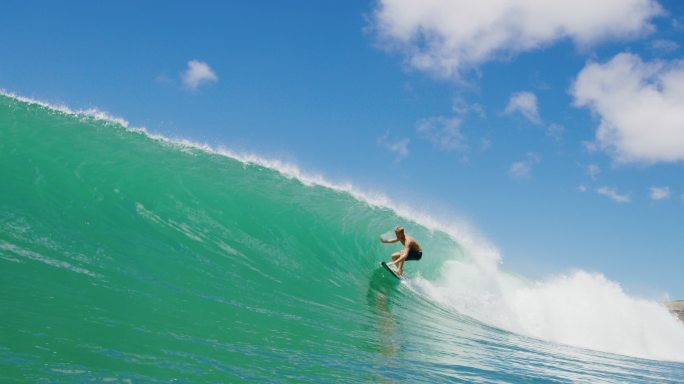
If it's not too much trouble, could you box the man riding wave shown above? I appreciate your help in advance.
[381,226,422,275]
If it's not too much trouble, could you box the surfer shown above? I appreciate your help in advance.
[380,226,422,275]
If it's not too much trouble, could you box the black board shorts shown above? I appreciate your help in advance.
[406,249,423,261]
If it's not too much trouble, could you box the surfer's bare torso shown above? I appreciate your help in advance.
[400,235,421,253]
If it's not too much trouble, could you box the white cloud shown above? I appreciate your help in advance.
[453,96,485,118]
[578,184,589,192]
[572,53,684,164]
[416,116,465,151]
[588,164,601,180]
[155,73,174,85]
[547,123,565,142]
[378,133,410,158]
[651,39,679,52]
[675,18,684,31]
[509,162,532,179]
[181,60,218,90]
[506,91,541,124]
[649,186,671,200]
[597,187,631,203]
[372,0,661,78]
[480,137,492,151]
[508,152,541,180]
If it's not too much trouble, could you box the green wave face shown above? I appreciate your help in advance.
[1,94,682,383]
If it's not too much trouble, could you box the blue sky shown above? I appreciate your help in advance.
[2,1,683,297]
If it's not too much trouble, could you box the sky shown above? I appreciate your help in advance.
[1,0,683,298]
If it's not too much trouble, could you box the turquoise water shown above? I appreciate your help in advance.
[1,93,684,383]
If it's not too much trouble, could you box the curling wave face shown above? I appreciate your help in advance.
[1,92,683,383]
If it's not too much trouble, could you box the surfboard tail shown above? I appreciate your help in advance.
[380,261,403,280]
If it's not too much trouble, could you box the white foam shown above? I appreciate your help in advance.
[411,260,684,362]
[0,89,130,128]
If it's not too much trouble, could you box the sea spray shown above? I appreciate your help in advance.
[411,260,684,362]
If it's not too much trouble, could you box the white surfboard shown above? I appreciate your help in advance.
[380,261,403,280]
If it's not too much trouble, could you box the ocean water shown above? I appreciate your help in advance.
[1,92,684,383]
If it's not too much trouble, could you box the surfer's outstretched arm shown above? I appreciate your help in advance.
[381,237,398,243]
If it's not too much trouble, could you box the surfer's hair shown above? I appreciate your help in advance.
[394,226,404,234]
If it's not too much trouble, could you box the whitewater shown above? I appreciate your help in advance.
[1,91,683,383]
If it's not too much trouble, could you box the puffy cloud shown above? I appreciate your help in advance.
[597,187,631,203]
[181,60,218,90]
[372,0,661,78]
[508,152,541,180]
[572,53,684,164]
[649,186,671,200]
[506,91,541,124]
[416,116,465,151]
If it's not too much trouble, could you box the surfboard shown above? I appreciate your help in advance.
[381,261,403,280]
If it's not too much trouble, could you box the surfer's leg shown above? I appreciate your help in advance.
[398,250,421,274]
[388,252,402,271]
[397,259,405,274]
[391,251,409,274]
